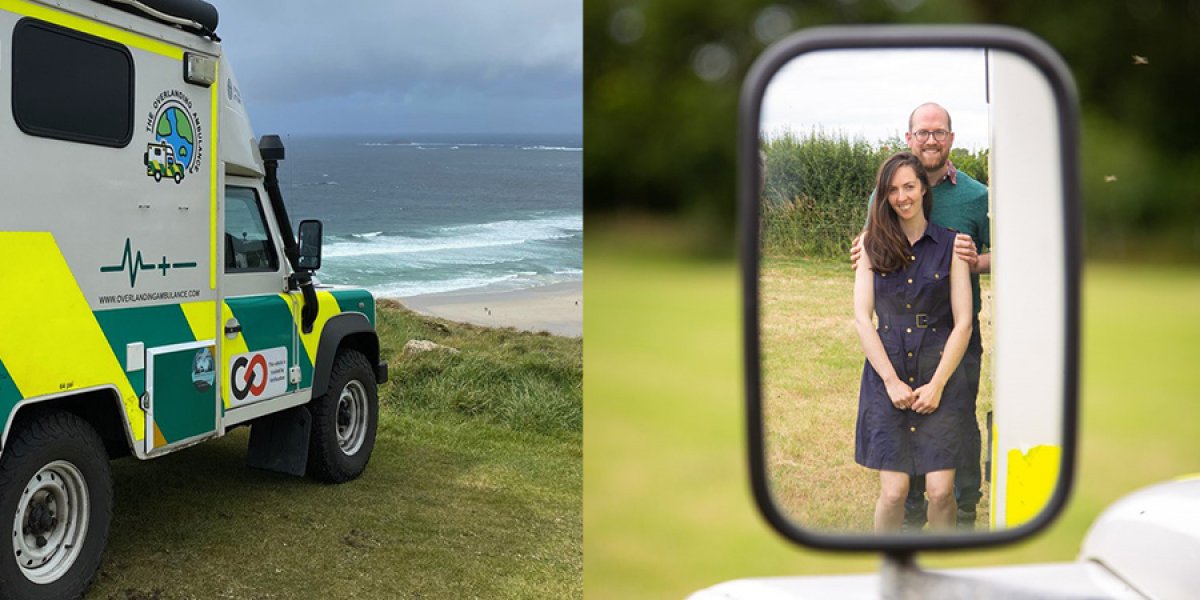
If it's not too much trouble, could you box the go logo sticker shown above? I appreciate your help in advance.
[228,348,288,405]
[230,354,268,399]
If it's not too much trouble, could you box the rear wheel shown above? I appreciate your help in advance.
[307,350,378,483]
[0,412,112,600]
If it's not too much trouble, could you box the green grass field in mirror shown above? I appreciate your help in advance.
[584,224,1200,599]
[760,258,994,532]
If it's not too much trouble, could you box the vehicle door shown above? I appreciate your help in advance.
[220,178,300,411]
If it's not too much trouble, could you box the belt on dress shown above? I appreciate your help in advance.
[878,313,945,330]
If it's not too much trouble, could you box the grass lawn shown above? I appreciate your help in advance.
[87,304,582,599]
[584,223,1200,598]
[760,257,993,532]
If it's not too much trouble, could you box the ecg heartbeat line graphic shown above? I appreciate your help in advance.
[99,238,198,288]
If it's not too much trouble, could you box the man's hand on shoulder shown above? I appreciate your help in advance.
[953,233,980,273]
[850,233,865,270]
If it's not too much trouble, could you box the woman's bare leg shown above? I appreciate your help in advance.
[875,470,910,533]
[925,469,956,529]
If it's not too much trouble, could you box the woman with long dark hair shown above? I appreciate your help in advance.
[853,152,973,532]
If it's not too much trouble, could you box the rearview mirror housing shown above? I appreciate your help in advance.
[740,25,1081,552]
[297,219,323,272]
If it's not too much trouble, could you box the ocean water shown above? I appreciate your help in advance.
[276,134,582,298]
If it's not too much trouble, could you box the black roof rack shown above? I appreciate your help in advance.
[93,0,219,40]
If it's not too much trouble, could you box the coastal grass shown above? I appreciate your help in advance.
[376,299,582,437]
[87,304,581,599]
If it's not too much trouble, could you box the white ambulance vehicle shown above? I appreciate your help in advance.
[0,1,389,597]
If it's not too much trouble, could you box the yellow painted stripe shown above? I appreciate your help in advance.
[217,302,250,408]
[1,0,183,59]
[179,300,217,343]
[1004,445,1061,528]
[209,62,219,289]
[152,422,167,449]
[989,419,998,529]
[0,233,143,439]
[297,291,342,367]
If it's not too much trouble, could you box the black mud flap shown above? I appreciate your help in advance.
[246,405,312,477]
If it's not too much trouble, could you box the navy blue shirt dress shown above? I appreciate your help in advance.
[855,222,972,476]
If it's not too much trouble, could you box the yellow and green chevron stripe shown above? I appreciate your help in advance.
[0,232,144,438]
[0,232,375,449]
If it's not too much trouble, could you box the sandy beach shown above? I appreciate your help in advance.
[398,281,582,337]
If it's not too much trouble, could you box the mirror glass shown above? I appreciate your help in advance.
[297,219,323,271]
[756,47,1066,537]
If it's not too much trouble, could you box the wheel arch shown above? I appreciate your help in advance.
[3,387,135,460]
[310,312,380,398]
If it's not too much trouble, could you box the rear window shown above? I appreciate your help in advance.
[12,18,134,147]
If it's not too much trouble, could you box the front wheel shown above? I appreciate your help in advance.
[0,412,112,600]
[307,350,378,483]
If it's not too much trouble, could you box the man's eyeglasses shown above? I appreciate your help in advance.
[911,129,950,142]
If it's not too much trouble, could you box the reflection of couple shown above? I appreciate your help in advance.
[852,103,990,533]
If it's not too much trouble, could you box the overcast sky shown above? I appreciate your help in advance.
[210,1,581,137]
[761,48,989,151]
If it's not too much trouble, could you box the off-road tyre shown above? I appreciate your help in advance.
[0,411,113,600]
[307,350,378,483]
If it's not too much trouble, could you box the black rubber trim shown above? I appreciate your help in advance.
[93,0,219,35]
[740,25,1081,553]
[310,313,380,398]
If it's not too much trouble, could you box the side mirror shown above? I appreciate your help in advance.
[297,219,323,272]
[740,26,1081,552]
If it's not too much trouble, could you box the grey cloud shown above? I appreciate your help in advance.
[209,0,580,133]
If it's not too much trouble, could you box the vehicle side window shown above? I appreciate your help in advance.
[11,18,134,147]
[225,186,279,273]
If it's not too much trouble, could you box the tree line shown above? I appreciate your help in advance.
[761,131,988,258]
[585,0,1200,259]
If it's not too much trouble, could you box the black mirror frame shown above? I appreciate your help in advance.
[740,25,1081,553]
[297,219,323,272]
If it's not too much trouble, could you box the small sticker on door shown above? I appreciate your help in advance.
[192,346,215,391]
[228,347,288,406]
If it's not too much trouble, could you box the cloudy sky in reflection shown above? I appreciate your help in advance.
[761,48,989,151]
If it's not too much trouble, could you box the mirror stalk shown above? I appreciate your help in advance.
[879,555,1096,599]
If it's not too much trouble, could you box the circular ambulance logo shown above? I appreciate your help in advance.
[144,90,205,184]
